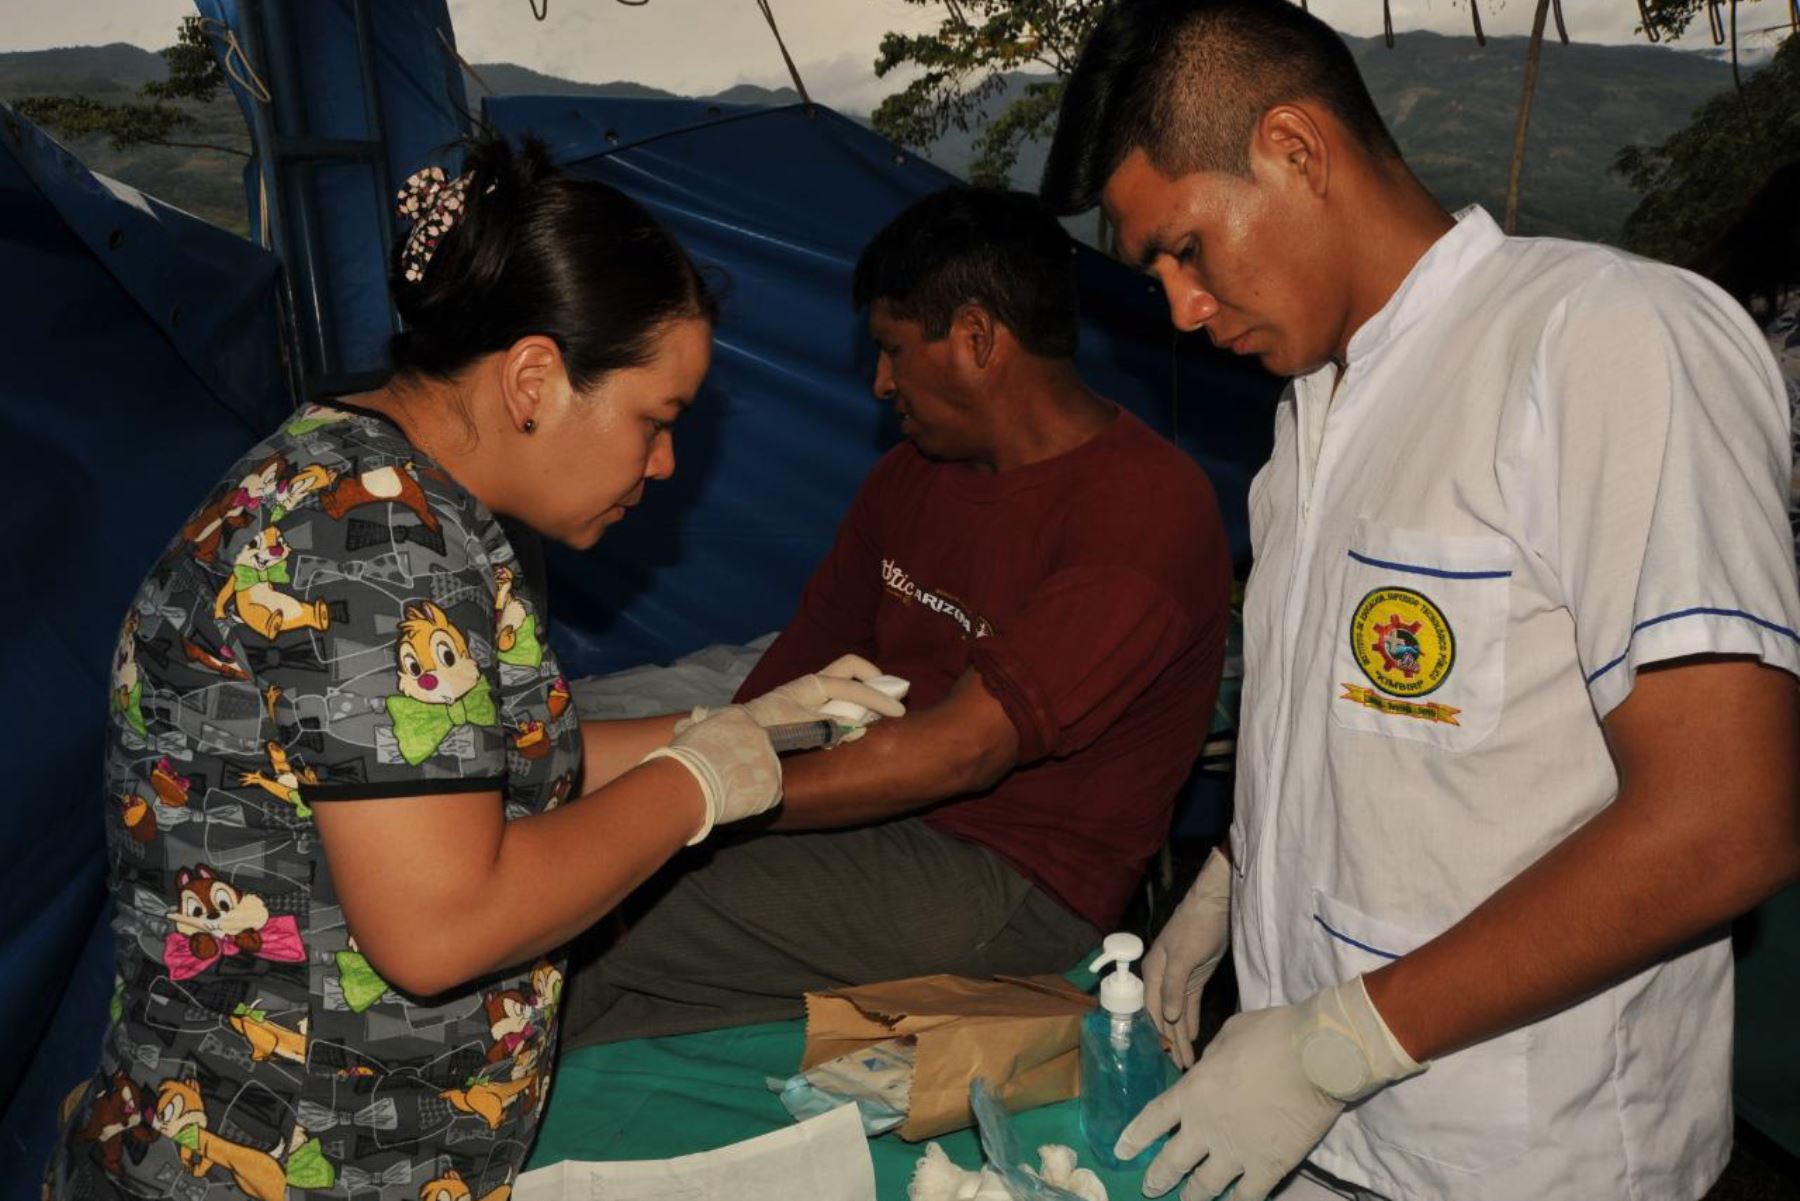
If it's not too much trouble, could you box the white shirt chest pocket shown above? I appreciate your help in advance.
[1331,523,1513,749]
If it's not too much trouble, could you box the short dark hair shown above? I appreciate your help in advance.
[1041,0,1400,214]
[852,187,1080,359]
[390,131,715,390]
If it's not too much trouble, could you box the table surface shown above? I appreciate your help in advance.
[527,1017,1153,1199]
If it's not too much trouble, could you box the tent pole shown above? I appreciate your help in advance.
[1503,0,1553,235]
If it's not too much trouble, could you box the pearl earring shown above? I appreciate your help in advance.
[522,419,536,433]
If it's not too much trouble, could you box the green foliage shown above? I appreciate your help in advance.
[143,16,229,105]
[871,0,1108,187]
[15,93,193,152]
[1637,0,1791,41]
[18,16,244,157]
[1613,31,1800,264]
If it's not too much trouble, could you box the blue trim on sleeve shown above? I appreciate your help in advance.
[1346,550,1512,581]
[1312,914,1401,961]
[1587,607,1800,685]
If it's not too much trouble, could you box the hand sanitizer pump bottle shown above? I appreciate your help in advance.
[1080,933,1169,1169]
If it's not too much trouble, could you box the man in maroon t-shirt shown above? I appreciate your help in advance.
[561,187,1231,1047]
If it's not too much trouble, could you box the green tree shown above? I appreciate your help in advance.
[15,17,248,158]
[1612,30,1799,265]
[1637,0,1789,42]
[872,0,1108,187]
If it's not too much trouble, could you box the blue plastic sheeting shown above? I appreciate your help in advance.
[482,97,1282,678]
[197,0,469,378]
[0,105,290,1190]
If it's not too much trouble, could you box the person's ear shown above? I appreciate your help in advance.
[1257,103,1331,200]
[499,336,567,434]
[952,303,999,371]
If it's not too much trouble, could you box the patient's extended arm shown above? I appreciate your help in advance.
[771,667,1020,829]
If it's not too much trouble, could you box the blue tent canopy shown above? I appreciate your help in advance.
[0,104,290,1189]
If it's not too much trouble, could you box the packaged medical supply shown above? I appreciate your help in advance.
[769,1037,917,1136]
[801,972,1092,1140]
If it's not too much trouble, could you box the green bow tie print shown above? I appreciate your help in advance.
[385,677,498,765]
[231,1001,269,1023]
[233,560,292,591]
[336,948,390,1013]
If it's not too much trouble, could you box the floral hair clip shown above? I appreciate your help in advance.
[395,165,475,283]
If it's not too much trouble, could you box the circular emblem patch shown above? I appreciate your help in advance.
[1350,587,1455,697]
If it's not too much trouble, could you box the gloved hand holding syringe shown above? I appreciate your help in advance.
[760,672,913,752]
[677,656,912,752]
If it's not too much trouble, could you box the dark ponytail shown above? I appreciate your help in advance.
[389,132,715,390]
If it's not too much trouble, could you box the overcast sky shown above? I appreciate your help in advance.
[0,0,1776,112]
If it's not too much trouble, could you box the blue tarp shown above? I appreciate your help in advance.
[196,0,469,379]
[0,104,291,1190]
[481,96,1280,678]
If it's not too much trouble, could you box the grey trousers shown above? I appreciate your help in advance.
[559,818,1101,1049]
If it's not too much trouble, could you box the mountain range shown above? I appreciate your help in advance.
[0,35,1741,245]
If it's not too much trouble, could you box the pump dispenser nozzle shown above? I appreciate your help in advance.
[1089,932,1146,1016]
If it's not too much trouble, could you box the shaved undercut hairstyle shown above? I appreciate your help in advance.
[853,186,1080,359]
[1040,0,1401,214]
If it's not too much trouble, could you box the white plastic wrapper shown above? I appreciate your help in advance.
[514,1104,875,1201]
[567,635,774,719]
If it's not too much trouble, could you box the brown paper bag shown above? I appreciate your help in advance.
[801,973,1096,1141]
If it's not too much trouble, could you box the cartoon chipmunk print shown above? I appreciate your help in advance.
[483,989,542,1077]
[151,1077,284,1201]
[77,1070,155,1176]
[440,1070,537,1132]
[119,792,156,843]
[112,613,147,738]
[320,460,440,531]
[213,527,331,641]
[150,757,192,807]
[530,960,563,1027]
[180,632,250,681]
[384,601,498,766]
[228,1001,308,1064]
[420,1168,511,1201]
[181,454,286,564]
[492,564,544,668]
[238,741,318,820]
[267,462,338,523]
[163,865,305,981]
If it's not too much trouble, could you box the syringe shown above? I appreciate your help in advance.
[764,720,838,755]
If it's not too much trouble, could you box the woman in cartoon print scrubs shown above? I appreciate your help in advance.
[48,132,903,1201]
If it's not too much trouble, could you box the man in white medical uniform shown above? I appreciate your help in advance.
[1040,2,1800,1199]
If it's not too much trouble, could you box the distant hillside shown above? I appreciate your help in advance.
[0,43,252,232]
[922,32,1736,243]
[0,35,1739,245]
[462,62,801,107]
[0,45,805,236]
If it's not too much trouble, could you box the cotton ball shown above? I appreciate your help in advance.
[1063,1168,1108,1201]
[969,1168,1015,1199]
[1035,1145,1080,1183]
[1035,1144,1109,1201]
[910,1142,988,1201]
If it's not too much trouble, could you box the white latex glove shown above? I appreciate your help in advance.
[642,705,781,845]
[1119,976,1425,1201]
[1145,847,1232,1069]
[686,655,907,744]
